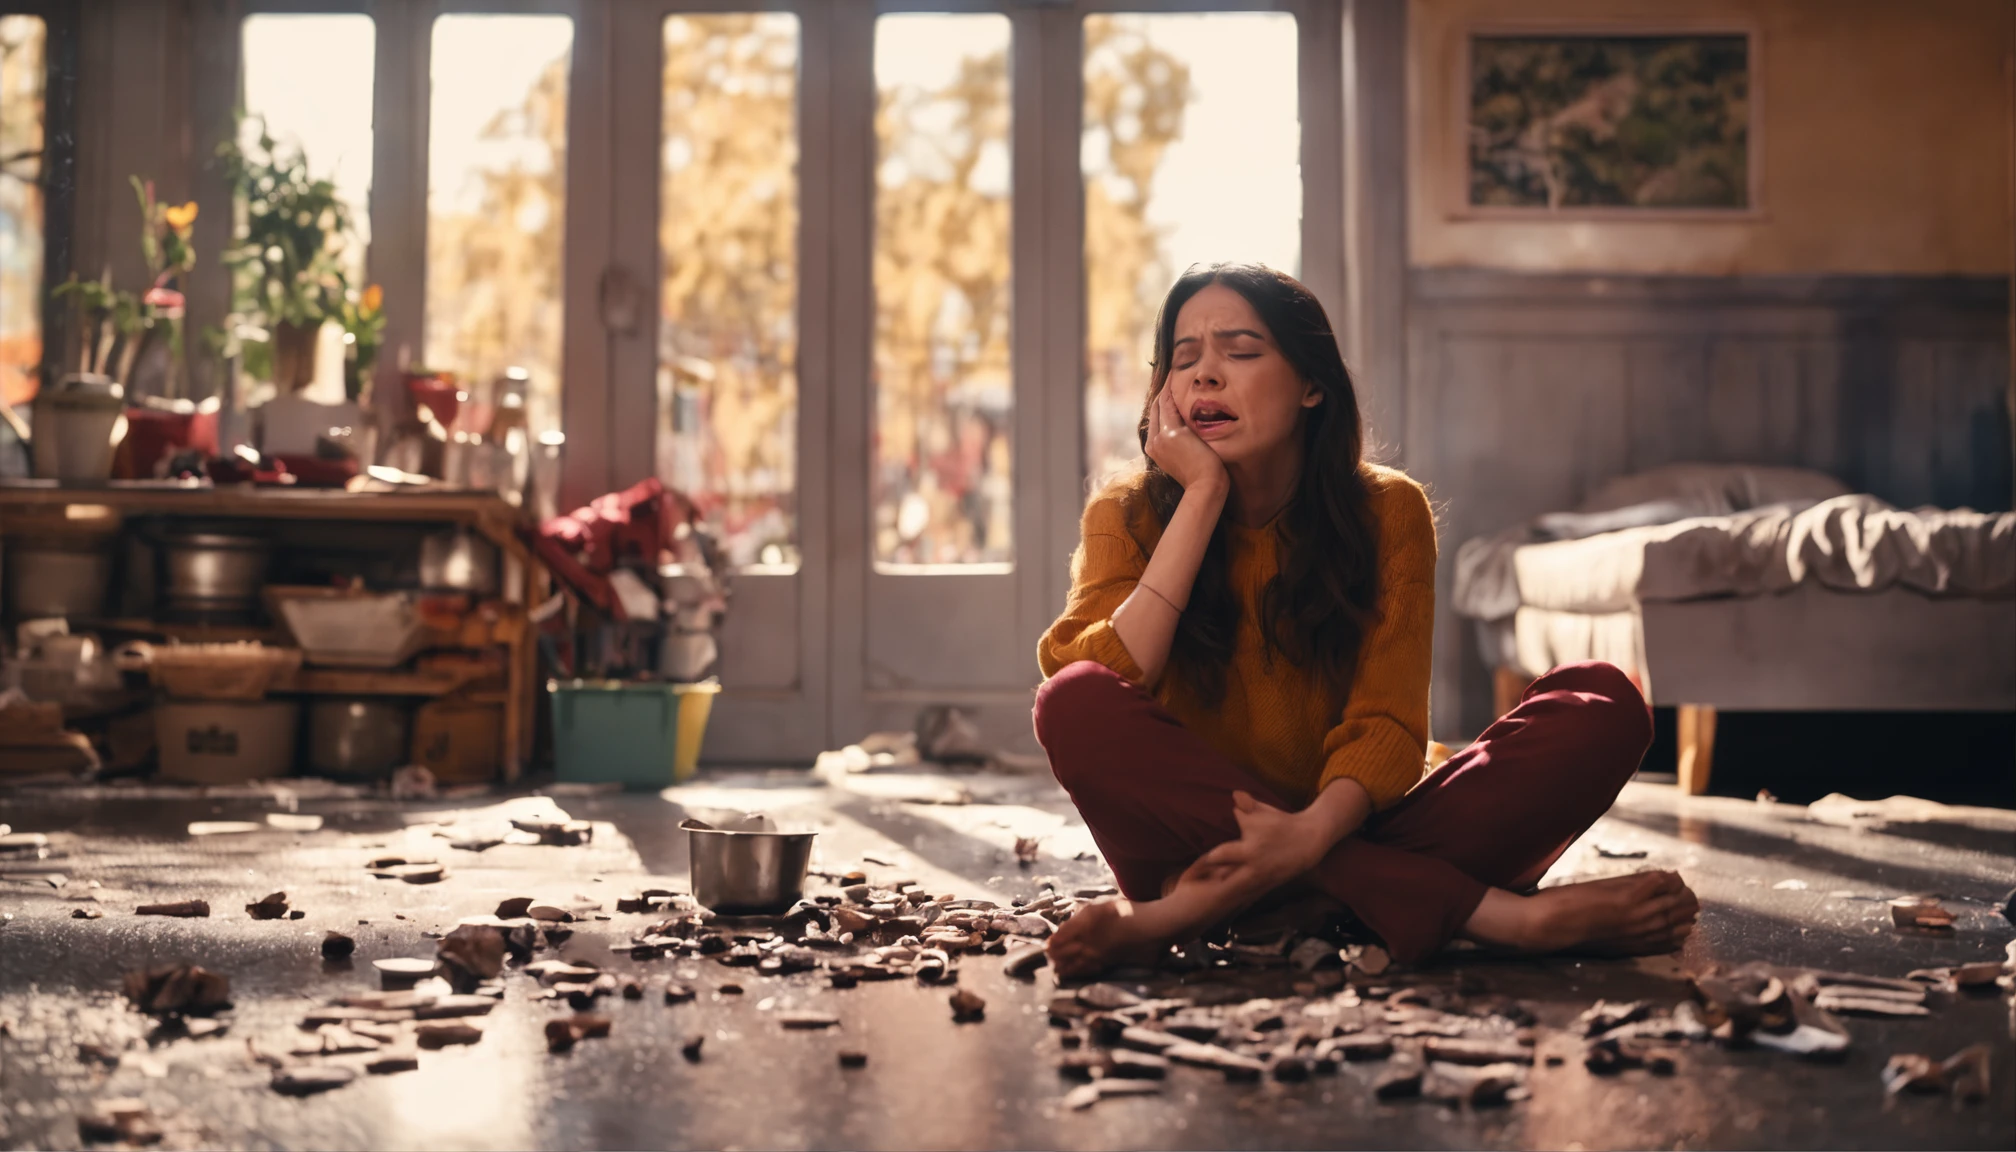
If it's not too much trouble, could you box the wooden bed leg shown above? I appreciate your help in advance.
[1677,704,1718,796]
[1493,667,1530,719]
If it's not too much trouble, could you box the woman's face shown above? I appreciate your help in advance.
[1163,282,1320,468]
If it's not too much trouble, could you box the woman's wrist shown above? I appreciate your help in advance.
[1300,777,1371,849]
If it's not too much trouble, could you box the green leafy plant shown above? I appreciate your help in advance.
[216,118,354,389]
[49,176,200,387]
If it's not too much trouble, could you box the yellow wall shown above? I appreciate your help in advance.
[1409,0,2015,275]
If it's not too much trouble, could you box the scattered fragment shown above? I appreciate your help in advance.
[1111,1049,1170,1079]
[321,932,356,960]
[1423,1061,1525,1107]
[780,1010,841,1029]
[124,965,231,1016]
[136,900,209,918]
[1014,837,1041,866]
[664,983,696,1004]
[373,958,438,988]
[437,924,506,988]
[1883,1053,1945,1095]
[271,1065,356,1096]
[1772,879,1809,890]
[1077,983,1142,1010]
[1164,1041,1268,1080]
[1576,1000,1653,1037]
[496,896,534,918]
[1592,844,1648,859]
[1889,896,1956,932]
[1812,987,1929,1017]
[546,1015,612,1051]
[1065,1079,1161,1110]
[1003,944,1048,979]
[72,907,104,920]
[681,1034,705,1061]
[1425,1037,1534,1066]
[839,1050,868,1068]
[266,813,324,832]
[415,1022,483,1048]
[1373,1056,1425,1099]
[1343,944,1392,976]
[77,1097,159,1145]
[949,989,986,1022]
[188,821,263,836]
[366,1049,420,1074]
[246,892,290,920]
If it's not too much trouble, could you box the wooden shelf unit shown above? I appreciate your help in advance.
[0,482,547,780]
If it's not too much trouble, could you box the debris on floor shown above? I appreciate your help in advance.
[1889,896,1957,932]
[134,899,209,918]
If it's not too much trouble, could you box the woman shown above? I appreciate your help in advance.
[1034,264,1698,979]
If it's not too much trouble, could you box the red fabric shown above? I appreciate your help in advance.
[1033,660,1653,964]
[526,477,701,621]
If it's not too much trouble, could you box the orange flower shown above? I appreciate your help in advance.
[163,201,199,231]
[360,284,383,313]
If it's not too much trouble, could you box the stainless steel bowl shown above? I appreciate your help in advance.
[159,531,271,613]
[682,816,816,914]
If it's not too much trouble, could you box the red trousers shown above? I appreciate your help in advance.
[1032,660,1653,964]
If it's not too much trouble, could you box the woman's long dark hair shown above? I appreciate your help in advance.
[1133,263,1380,706]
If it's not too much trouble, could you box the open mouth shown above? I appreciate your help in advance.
[1189,401,1238,429]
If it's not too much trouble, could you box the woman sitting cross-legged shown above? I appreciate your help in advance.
[1035,262,1699,979]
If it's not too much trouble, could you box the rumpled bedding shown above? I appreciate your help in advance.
[1455,490,2016,622]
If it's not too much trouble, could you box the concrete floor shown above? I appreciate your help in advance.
[1,768,2012,1151]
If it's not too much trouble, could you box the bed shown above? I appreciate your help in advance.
[1452,464,2016,793]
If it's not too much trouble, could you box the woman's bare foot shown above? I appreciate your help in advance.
[1462,870,1699,956]
[1050,867,1268,981]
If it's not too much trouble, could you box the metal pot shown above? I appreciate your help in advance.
[30,374,126,480]
[418,526,498,595]
[159,531,270,615]
[681,816,816,914]
[4,537,113,620]
[306,697,413,778]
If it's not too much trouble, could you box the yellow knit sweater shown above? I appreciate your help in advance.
[1037,464,1436,811]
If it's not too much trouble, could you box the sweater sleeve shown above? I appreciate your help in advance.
[1037,496,1149,684]
[1316,476,1437,809]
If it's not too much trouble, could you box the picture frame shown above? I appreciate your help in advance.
[1454,20,1763,221]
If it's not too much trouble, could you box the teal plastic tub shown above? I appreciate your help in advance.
[548,679,720,789]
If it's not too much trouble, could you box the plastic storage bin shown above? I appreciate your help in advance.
[547,679,719,788]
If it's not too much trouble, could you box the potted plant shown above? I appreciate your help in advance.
[215,120,353,392]
[338,282,385,403]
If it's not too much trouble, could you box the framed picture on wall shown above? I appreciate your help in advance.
[1462,25,1760,216]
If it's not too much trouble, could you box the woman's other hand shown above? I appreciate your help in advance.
[1145,389,1228,496]
[1185,790,1331,894]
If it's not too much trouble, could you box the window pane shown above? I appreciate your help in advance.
[0,15,45,407]
[242,14,375,285]
[659,14,800,570]
[427,15,572,437]
[1082,13,1300,489]
[873,14,1013,567]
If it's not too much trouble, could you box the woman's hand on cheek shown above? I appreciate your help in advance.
[1145,389,1228,496]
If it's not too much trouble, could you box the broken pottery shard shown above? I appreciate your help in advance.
[1117,1026,1181,1053]
[413,995,498,1019]
[1812,989,1930,1017]
[1289,937,1338,972]
[1077,983,1142,1011]
[77,1098,159,1145]
[1750,993,1852,1060]
[1941,1044,1991,1102]
[1003,945,1048,979]
[1058,1051,1108,1080]
[246,892,290,920]
[437,924,507,987]
[1014,837,1042,866]
[495,897,534,919]
[188,821,263,836]
[124,965,232,1015]
[1425,1037,1535,1066]
[310,930,354,961]
[415,1021,483,1048]
[1164,1042,1268,1078]
[622,981,644,1001]
[136,900,209,918]
[681,1034,705,1062]
[1889,896,1956,931]
[373,958,438,989]
[72,907,104,920]
[1883,1053,1946,1095]
[1065,1080,1161,1109]
[1798,969,1928,994]
[266,812,323,832]
[1423,1062,1525,1107]
[1329,1032,1394,1061]
[780,1011,842,1030]
[271,1065,357,1096]
[366,1049,420,1075]
[1344,944,1392,976]
[1592,844,1648,859]
[950,989,987,1022]
[1373,1057,1425,1099]
[392,864,446,885]
[1110,1049,1170,1079]
[1950,962,2004,989]
[1576,1000,1653,1037]
[839,1050,868,1068]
